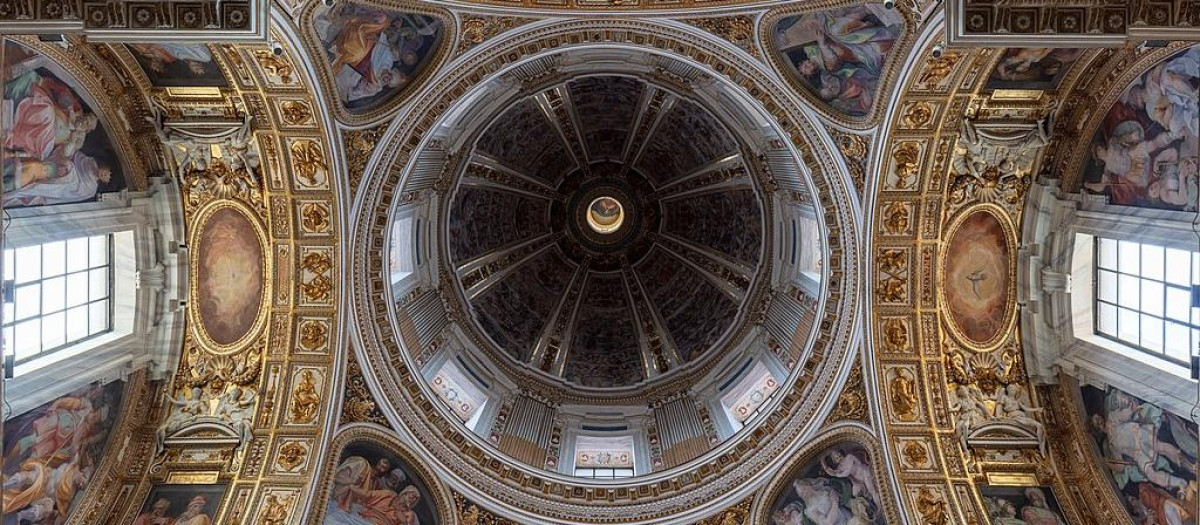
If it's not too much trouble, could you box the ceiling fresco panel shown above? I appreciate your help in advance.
[1080,384,1198,525]
[2,42,129,208]
[940,207,1014,348]
[193,204,267,348]
[2,380,125,525]
[983,48,1084,91]
[127,44,229,88]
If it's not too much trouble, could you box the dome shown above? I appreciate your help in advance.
[365,45,844,504]
[447,74,766,390]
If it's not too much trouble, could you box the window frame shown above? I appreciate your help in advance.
[1091,237,1198,367]
[3,234,115,365]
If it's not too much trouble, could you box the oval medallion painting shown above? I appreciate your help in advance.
[196,206,264,346]
[943,210,1011,345]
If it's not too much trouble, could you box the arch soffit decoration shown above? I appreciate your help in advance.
[347,18,863,524]
[52,15,353,524]
[861,15,1139,524]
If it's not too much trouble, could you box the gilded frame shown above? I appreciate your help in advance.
[936,203,1018,352]
[186,199,273,354]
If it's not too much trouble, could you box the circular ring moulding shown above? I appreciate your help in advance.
[366,46,841,513]
[586,196,625,234]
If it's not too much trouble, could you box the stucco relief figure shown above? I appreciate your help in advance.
[772,6,903,117]
[2,381,122,525]
[314,4,443,112]
[1083,45,1200,211]
[1083,385,1198,525]
[326,441,438,525]
[768,443,885,525]
[2,42,126,207]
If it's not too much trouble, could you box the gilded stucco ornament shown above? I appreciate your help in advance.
[947,112,1051,216]
[829,361,868,424]
[869,37,1098,521]
[100,32,344,524]
[915,487,949,525]
[460,16,537,52]
[829,128,869,195]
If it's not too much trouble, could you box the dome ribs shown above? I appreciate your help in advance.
[448,186,552,263]
[633,246,739,363]
[529,259,590,376]
[619,87,674,178]
[563,273,646,387]
[463,158,562,201]
[634,97,740,189]
[468,247,574,362]
[536,86,593,177]
[661,188,762,267]
[566,76,644,164]
[474,97,576,187]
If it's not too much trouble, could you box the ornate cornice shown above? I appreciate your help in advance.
[348,18,861,523]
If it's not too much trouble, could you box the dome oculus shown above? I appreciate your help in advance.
[586,196,624,234]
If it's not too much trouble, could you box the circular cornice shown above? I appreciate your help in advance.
[437,71,772,397]
[347,18,860,524]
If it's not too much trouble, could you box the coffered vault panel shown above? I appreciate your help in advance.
[448,186,551,262]
[662,189,762,266]
[568,75,644,161]
[475,97,576,185]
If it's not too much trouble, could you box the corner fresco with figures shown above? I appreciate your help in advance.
[1081,385,1198,524]
[2,41,127,208]
[1082,45,1200,211]
[767,442,885,525]
[2,381,124,525]
[325,440,440,525]
[313,2,445,116]
[770,5,904,119]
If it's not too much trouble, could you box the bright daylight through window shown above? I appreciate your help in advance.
[1094,237,1200,366]
[3,235,113,364]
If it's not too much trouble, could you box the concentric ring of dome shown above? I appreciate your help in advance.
[446,74,766,390]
